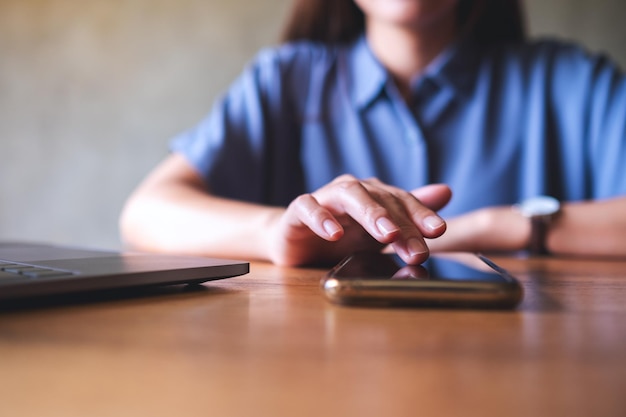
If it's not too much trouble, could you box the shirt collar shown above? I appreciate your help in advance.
[417,37,479,97]
[346,34,480,109]
[347,35,389,109]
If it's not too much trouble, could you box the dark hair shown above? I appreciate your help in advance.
[281,0,525,45]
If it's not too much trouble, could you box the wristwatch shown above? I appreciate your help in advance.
[514,196,561,255]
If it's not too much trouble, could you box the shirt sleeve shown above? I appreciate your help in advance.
[169,46,305,204]
[585,54,626,197]
[517,41,626,201]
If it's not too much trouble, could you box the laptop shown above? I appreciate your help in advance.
[0,241,249,301]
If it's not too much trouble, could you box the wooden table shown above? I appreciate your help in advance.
[1,255,625,417]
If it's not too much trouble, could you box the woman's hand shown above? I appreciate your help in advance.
[268,175,452,266]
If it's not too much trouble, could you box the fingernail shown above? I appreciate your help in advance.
[407,238,428,259]
[323,219,342,238]
[423,215,445,232]
[376,217,399,237]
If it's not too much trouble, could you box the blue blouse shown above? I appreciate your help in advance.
[171,35,626,218]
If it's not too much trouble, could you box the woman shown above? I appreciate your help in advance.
[120,0,626,266]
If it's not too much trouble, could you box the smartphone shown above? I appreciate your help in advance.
[322,252,523,309]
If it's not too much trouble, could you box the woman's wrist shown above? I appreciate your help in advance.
[426,206,532,253]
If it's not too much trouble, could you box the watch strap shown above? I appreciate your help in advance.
[529,216,550,255]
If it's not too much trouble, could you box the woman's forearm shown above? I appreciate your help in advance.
[119,154,281,261]
[429,196,626,258]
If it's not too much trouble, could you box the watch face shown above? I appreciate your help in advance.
[519,196,560,216]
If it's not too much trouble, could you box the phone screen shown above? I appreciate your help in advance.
[322,252,523,309]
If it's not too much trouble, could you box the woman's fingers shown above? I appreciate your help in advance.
[411,183,453,212]
[321,176,448,264]
[313,175,402,243]
[283,176,452,265]
[365,178,448,239]
[286,193,344,241]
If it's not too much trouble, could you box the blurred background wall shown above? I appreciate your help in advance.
[1,0,625,250]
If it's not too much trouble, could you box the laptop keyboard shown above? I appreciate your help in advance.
[0,260,76,279]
